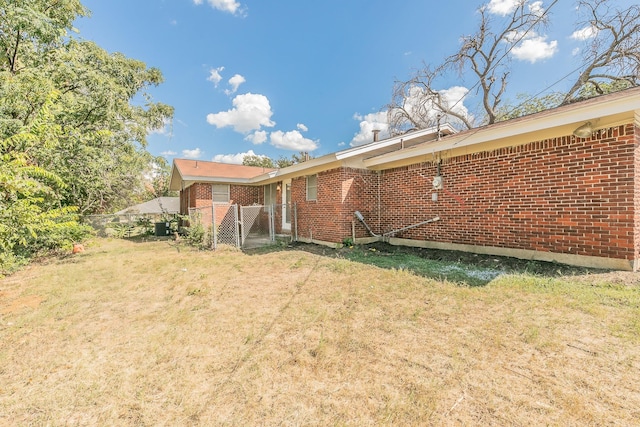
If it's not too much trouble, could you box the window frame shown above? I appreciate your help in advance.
[306,175,318,201]
[264,183,277,206]
[212,184,230,203]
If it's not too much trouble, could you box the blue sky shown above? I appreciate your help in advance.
[73,0,634,164]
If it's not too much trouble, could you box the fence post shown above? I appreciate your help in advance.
[270,205,275,243]
[234,204,240,248]
[211,206,216,250]
[293,202,298,242]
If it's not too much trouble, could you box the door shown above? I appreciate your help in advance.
[282,179,291,231]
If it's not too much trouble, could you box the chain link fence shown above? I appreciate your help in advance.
[187,204,296,250]
[84,213,177,238]
[240,205,274,247]
[188,204,239,249]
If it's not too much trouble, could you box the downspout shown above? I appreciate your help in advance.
[377,171,381,234]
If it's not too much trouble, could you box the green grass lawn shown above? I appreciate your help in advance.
[1,238,639,425]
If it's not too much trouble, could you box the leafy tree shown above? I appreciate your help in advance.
[0,0,173,271]
[496,92,565,121]
[242,152,314,169]
[140,157,178,201]
[276,151,313,168]
[0,93,91,273]
[242,154,275,168]
[0,1,173,214]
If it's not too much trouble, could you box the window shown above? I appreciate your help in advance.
[264,183,277,205]
[306,175,317,201]
[212,184,230,203]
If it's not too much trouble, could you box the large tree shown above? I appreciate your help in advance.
[0,0,173,271]
[387,0,640,134]
[562,0,640,104]
[388,0,555,134]
[0,0,173,213]
[1,93,91,273]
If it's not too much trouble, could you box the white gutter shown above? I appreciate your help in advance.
[364,87,640,169]
[336,123,456,160]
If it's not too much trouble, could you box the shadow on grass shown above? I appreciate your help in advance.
[245,241,606,287]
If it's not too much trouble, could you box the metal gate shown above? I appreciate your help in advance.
[189,204,295,250]
[213,204,240,249]
[188,204,240,249]
[240,205,275,248]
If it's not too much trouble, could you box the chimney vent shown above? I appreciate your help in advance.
[372,129,380,142]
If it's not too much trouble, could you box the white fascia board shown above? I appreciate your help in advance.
[181,176,252,185]
[364,90,640,168]
[248,154,341,183]
[335,123,456,160]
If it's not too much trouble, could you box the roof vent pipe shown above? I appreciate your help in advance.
[372,129,380,142]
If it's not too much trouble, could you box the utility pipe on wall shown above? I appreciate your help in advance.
[355,211,441,242]
[354,211,380,238]
[383,216,440,238]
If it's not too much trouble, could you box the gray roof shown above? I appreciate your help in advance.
[114,197,179,215]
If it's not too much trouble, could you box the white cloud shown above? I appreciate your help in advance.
[486,0,519,16]
[206,93,275,133]
[349,112,390,147]
[225,74,246,95]
[212,149,264,164]
[571,25,598,41]
[511,36,558,63]
[182,148,203,159]
[440,86,470,111]
[389,85,472,131]
[160,150,177,156]
[245,130,268,144]
[528,1,545,17]
[270,130,318,151]
[297,123,308,132]
[208,66,225,87]
[194,0,246,16]
[572,47,581,56]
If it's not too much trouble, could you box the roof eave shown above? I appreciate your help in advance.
[364,88,640,170]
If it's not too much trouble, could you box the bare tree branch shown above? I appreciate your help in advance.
[387,0,555,135]
[562,0,640,104]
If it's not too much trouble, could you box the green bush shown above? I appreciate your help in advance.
[185,223,211,249]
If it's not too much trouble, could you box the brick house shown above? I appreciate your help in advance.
[170,87,640,270]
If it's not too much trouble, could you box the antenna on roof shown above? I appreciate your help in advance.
[436,115,442,141]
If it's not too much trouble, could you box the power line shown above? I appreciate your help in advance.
[446,0,560,115]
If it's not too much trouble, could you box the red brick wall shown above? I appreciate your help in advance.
[634,124,640,268]
[379,124,637,261]
[293,168,378,242]
[231,185,260,206]
[180,183,262,228]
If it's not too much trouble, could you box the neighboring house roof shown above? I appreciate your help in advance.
[170,159,277,191]
[114,197,180,215]
[169,86,640,190]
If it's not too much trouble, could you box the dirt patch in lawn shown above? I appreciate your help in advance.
[0,293,43,315]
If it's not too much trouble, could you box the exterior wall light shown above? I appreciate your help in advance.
[573,122,593,138]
